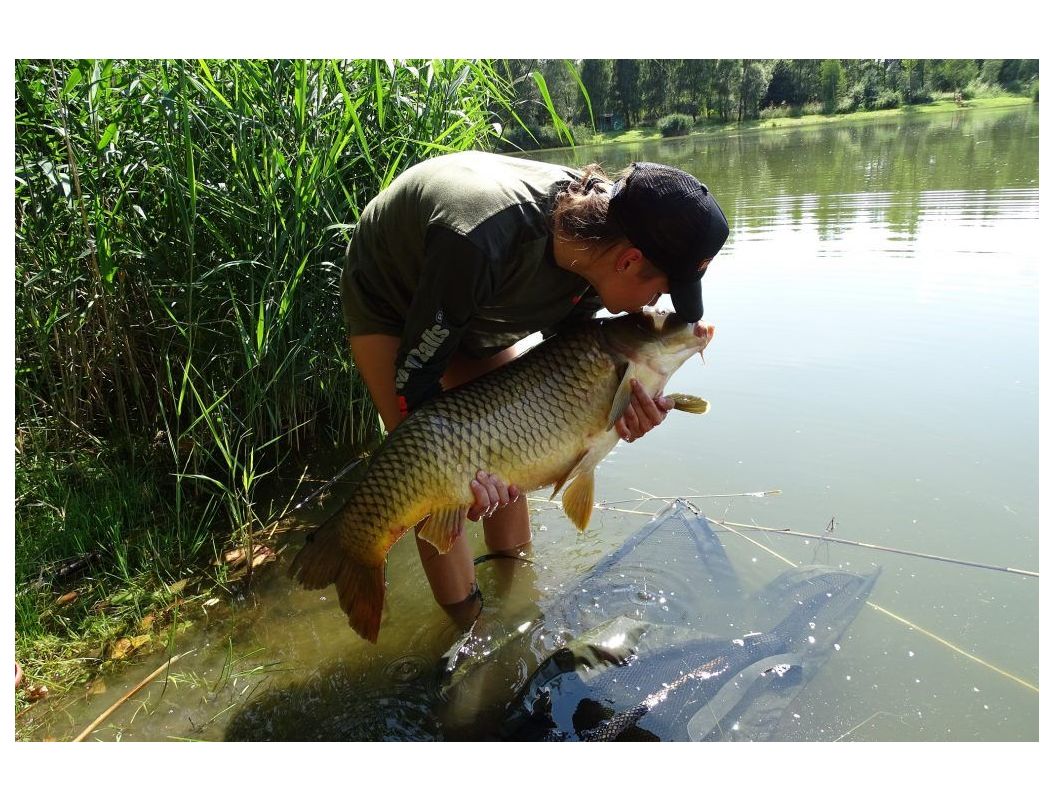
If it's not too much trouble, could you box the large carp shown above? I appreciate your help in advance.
[290,308,715,641]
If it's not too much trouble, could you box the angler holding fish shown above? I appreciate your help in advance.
[291,151,729,641]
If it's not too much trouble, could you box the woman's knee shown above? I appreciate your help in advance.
[482,499,532,552]
[415,530,477,606]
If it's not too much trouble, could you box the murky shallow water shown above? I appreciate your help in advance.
[25,106,1039,741]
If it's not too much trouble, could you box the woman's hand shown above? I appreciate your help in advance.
[467,470,520,522]
[614,379,675,443]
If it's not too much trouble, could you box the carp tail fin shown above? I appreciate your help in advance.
[289,515,344,589]
[289,516,386,643]
[334,558,386,643]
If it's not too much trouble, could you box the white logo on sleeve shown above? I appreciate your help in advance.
[395,323,450,390]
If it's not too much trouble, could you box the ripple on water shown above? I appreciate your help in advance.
[385,654,428,684]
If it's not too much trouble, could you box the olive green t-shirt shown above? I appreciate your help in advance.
[341,150,602,411]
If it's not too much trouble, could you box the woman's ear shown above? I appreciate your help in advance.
[615,245,643,274]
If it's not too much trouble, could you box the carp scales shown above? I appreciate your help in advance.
[290,309,715,642]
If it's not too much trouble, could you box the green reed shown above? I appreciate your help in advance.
[15,59,554,681]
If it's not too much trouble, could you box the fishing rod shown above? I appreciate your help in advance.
[707,518,1039,579]
[287,456,364,515]
[558,488,1039,579]
[706,517,1039,696]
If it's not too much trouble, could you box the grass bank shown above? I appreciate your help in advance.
[14,58,533,730]
[586,95,1034,146]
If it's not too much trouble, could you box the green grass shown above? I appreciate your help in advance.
[14,433,214,713]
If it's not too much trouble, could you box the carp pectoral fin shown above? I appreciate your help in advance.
[666,393,711,415]
[417,506,469,555]
[550,449,591,500]
[606,363,642,430]
[562,469,596,531]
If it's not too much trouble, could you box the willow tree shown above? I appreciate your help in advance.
[820,59,844,112]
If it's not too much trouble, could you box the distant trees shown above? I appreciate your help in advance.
[901,59,927,104]
[931,59,979,92]
[578,59,612,124]
[738,60,771,121]
[501,59,1038,145]
[672,60,712,119]
[612,59,643,127]
[820,59,844,112]
[711,60,740,121]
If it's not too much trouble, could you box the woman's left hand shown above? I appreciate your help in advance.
[614,379,675,443]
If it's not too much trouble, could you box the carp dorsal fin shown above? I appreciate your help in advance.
[562,468,596,531]
[665,393,711,415]
[606,362,641,430]
[549,449,591,501]
[417,505,469,554]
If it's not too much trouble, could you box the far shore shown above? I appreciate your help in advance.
[551,95,1034,151]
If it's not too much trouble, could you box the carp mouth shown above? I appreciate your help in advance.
[655,311,714,359]
[599,309,714,371]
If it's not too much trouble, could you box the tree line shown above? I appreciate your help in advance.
[500,59,1039,147]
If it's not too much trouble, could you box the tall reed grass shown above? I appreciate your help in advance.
[15,59,548,674]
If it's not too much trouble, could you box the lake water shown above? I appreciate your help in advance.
[27,105,1039,742]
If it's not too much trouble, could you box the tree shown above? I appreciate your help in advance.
[931,59,978,92]
[738,60,771,120]
[712,59,740,121]
[1019,60,1040,85]
[763,59,797,107]
[901,59,926,103]
[611,59,642,127]
[999,59,1038,90]
[667,60,708,119]
[578,59,612,123]
[848,59,886,110]
[820,59,844,112]
[980,59,1003,86]
[639,60,670,122]
[536,59,580,125]
[794,59,823,104]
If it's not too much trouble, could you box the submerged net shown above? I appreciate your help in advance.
[442,500,879,741]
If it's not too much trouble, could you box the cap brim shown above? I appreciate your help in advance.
[669,279,703,323]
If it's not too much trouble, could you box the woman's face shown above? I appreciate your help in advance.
[596,247,669,314]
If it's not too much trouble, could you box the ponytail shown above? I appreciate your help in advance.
[551,163,624,245]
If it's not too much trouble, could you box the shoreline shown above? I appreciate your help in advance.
[532,95,1034,152]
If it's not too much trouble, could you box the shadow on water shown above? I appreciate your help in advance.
[223,645,447,741]
[222,551,549,741]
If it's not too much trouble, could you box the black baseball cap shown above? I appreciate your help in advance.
[608,162,729,322]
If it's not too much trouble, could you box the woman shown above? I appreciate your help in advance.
[341,150,729,622]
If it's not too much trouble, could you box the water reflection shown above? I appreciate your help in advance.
[536,105,1038,248]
